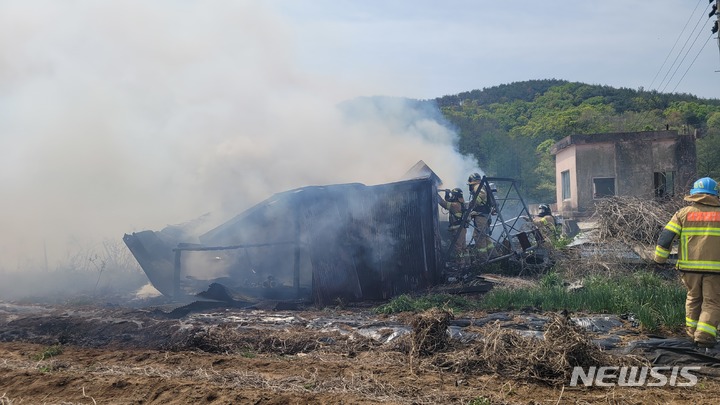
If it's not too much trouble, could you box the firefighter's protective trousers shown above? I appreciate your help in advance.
[472,214,494,257]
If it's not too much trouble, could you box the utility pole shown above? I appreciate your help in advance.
[716,5,720,61]
[710,0,720,63]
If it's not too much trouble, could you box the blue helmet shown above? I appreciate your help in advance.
[690,177,719,196]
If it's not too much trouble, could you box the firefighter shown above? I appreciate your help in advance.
[467,173,495,259]
[654,177,720,349]
[534,204,561,243]
[438,188,467,257]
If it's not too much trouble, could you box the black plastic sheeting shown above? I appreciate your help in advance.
[572,316,624,334]
[623,338,720,371]
[125,176,441,305]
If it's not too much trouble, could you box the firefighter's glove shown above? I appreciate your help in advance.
[652,262,675,280]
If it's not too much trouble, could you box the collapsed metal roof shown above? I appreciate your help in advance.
[124,162,442,305]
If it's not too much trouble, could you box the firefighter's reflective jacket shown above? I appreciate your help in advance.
[534,214,560,242]
[471,187,491,216]
[438,198,465,230]
[654,193,720,272]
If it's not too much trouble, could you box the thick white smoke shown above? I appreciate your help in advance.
[0,1,478,276]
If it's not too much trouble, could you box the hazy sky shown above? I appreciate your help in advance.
[267,0,719,100]
[0,0,717,272]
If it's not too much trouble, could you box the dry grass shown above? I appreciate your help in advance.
[477,274,538,289]
[433,314,647,387]
[162,306,652,388]
[592,196,685,246]
[0,393,15,405]
[0,345,483,405]
[554,196,686,279]
[171,324,381,355]
[410,308,453,357]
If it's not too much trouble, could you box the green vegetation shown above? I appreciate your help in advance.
[480,271,685,331]
[436,80,720,202]
[549,235,573,250]
[31,344,63,361]
[374,293,479,315]
[373,271,685,332]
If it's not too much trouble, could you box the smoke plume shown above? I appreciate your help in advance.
[0,1,478,283]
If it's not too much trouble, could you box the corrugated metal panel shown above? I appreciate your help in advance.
[123,230,176,296]
[125,175,441,305]
[199,177,440,305]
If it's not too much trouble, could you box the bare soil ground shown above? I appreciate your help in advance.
[0,301,718,405]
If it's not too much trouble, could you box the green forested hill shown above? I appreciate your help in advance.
[436,79,720,203]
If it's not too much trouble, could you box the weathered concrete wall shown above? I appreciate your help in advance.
[553,131,697,217]
[615,140,655,198]
[650,139,677,172]
[576,143,615,215]
[675,136,697,193]
[615,137,695,198]
[555,145,576,216]
[650,139,680,197]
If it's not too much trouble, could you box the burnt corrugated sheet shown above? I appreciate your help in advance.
[199,177,441,305]
[123,230,178,297]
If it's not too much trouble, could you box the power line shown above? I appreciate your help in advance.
[656,2,711,93]
[660,14,709,93]
[671,35,712,93]
[646,0,704,91]
[632,2,713,130]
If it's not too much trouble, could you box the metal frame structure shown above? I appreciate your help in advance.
[445,175,543,266]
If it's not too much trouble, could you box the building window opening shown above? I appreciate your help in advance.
[593,178,615,199]
[561,170,571,200]
[654,171,675,198]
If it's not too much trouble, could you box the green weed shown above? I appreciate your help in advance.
[38,365,53,373]
[479,271,685,331]
[374,293,479,314]
[32,344,63,361]
[468,397,491,405]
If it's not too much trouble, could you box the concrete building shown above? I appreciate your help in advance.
[550,130,696,218]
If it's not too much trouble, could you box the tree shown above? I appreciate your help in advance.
[534,139,557,200]
[697,112,720,179]
[438,80,720,202]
